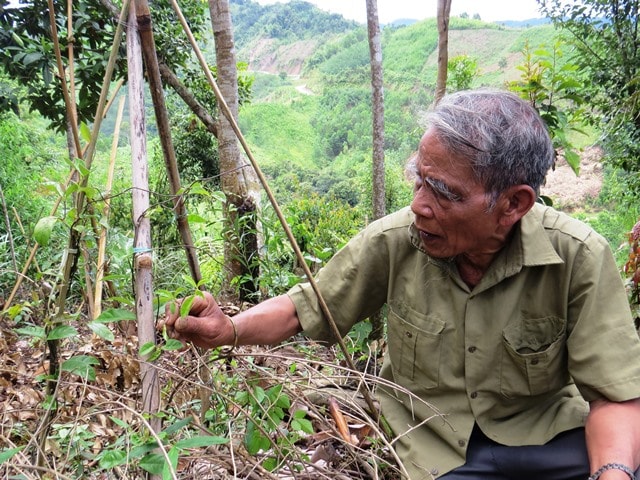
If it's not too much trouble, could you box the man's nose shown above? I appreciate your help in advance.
[411,189,434,218]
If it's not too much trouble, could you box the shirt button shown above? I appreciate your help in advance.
[458,439,466,447]
[405,331,413,339]
[470,392,478,399]
[468,346,477,353]
[530,358,539,365]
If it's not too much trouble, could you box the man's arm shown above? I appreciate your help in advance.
[586,397,640,479]
[161,292,303,349]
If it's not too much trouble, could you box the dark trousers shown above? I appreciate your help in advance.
[440,425,590,480]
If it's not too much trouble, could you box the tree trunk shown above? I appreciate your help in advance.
[435,0,452,105]
[209,0,260,302]
[366,0,386,342]
[367,0,385,222]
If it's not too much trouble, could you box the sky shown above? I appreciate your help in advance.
[254,0,544,24]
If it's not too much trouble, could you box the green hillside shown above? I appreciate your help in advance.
[232,2,563,212]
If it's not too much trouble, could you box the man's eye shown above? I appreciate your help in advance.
[423,177,460,202]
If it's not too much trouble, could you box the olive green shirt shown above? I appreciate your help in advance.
[288,204,640,479]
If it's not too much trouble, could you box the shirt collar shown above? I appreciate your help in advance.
[407,202,564,291]
[518,202,564,267]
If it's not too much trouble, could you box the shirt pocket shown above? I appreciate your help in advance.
[387,305,446,389]
[500,316,569,398]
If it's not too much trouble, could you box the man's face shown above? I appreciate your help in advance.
[410,128,504,260]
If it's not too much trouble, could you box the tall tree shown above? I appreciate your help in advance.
[435,0,452,104]
[366,0,385,221]
[209,0,260,301]
[366,0,385,342]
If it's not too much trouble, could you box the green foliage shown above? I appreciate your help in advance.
[239,98,318,170]
[0,0,207,131]
[313,87,372,157]
[230,0,358,48]
[539,0,640,193]
[382,20,439,83]
[230,190,363,300]
[448,55,480,92]
[509,40,587,173]
[235,382,312,471]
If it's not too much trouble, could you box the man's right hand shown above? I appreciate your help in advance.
[159,292,235,350]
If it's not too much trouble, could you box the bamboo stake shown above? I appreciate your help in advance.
[46,0,82,161]
[133,0,202,285]
[127,0,161,438]
[169,0,380,421]
[94,95,126,319]
[66,0,78,135]
[133,0,212,420]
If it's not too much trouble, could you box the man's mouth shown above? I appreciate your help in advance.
[418,229,440,242]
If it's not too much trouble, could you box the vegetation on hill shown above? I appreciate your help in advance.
[230,0,359,48]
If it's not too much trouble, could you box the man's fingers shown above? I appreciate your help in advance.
[187,292,216,316]
[175,315,208,336]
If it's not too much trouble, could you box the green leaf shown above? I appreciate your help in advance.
[162,447,179,480]
[262,456,278,471]
[174,435,228,450]
[254,386,266,404]
[33,216,58,246]
[245,424,270,455]
[188,182,210,196]
[291,417,313,434]
[109,416,129,429]
[187,213,207,224]
[99,450,128,469]
[179,295,195,318]
[139,342,161,361]
[95,308,136,323]
[88,322,114,342]
[129,442,159,460]
[61,355,99,381]
[15,325,46,339]
[162,339,184,351]
[139,453,165,475]
[162,416,193,436]
[47,325,78,340]
[80,122,92,143]
[11,32,24,47]
[0,447,23,465]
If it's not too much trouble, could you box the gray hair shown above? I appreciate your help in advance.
[425,89,555,206]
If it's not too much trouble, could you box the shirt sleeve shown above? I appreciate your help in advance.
[566,230,640,402]
[287,217,394,344]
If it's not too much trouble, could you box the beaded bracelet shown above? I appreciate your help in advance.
[588,463,636,480]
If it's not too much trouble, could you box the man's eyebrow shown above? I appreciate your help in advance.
[423,176,462,201]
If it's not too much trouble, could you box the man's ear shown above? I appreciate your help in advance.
[498,185,537,227]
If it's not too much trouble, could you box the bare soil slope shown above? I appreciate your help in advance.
[541,146,604,211]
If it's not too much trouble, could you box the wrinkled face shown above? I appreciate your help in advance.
[410,128,504,259]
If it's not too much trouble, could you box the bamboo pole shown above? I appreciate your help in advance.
[133,0,212,420]
[133,0,202,285]
[127,0,162,438]
[94,95,126,319]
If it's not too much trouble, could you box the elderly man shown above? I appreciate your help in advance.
[162,89,640,480]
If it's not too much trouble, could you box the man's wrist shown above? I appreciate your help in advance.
[588,463,636,480]
[224,315,238,349]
